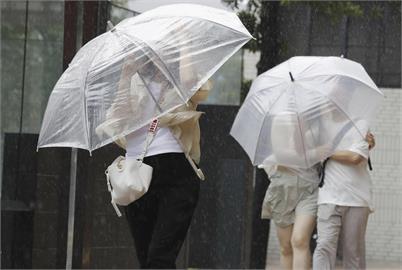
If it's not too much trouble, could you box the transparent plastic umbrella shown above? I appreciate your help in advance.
[230,56,384,169]
[37,4,252,153]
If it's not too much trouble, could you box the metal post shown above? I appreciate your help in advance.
[0,1,3,264]
[66,148,78,269]
[0,0,4,218]
[63,1,80,268]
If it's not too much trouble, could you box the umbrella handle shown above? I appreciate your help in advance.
[289,72,295,82]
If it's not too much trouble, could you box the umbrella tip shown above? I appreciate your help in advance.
[107,21,115,32]
[340,54,344,58]
[289,72,295,82]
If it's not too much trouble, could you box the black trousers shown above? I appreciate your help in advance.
[124,153,200,269]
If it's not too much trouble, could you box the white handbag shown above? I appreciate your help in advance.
[105,119,158,217]
[106,156,153,216]
[105,118,206,217]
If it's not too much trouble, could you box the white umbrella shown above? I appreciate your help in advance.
[230,56,384,169]
[38,4,252,153]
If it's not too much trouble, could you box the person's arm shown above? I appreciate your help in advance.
[330,150,366,165]
[190,80,212,105]
[107,55,141,119]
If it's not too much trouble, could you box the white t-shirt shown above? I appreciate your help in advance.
[125,125,183,159]
[317,139,373,211]
[125,80,182,159]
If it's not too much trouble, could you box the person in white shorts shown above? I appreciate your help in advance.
[260,111,329,270]
[313,126,375,270]
[262,164,320,270]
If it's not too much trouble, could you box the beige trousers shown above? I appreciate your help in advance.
[313,204,370,270]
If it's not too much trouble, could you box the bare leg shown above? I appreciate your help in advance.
[291,214,316,270]
[276,224,294,270]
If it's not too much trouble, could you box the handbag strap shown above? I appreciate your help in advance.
[105,119,159,218]
[139,118,159,163]
[105,171,123,217]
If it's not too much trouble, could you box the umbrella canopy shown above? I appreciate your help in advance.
[38,4,252,152]
[230,56,384,169]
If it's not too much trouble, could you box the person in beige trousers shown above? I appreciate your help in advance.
[313,124,375,270]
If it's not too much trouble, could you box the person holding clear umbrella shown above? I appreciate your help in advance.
[96,50,211,268]
[37,4,252,268]
[261,166,320,270]
[124,83,210,269]
[91,5,250,268]
[259,113,323,270]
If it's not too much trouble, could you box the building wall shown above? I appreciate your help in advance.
[277,2,401,87]
[365,88,402,263]
[243,50,260,80]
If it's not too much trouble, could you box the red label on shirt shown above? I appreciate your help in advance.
[149,119,158,134]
